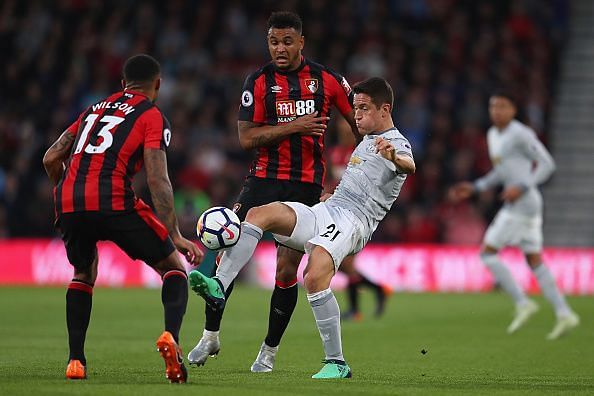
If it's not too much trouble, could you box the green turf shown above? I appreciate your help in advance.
[0,286,592,395]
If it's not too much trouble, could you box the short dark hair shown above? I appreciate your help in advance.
[123,54,161,84]
[267,11,302,34]
[490,89,517,107]
[353,77,394,109]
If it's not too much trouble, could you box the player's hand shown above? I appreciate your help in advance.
[320,192,333,202]
[500,185,525,202]
[172,235,204,265]
[375,137,396,161]
[291,112,329,137]
[449,182,475,202]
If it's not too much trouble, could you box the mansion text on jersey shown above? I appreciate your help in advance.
[92,101,136,115]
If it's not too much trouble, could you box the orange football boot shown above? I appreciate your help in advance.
[156,331,187,383]
[65,359,87,379]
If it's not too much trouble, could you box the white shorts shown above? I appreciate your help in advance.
[273,202,367,270]
[483,209,543,253]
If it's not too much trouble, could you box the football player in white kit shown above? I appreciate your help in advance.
[189,77,415,379]
[450,92,579,339]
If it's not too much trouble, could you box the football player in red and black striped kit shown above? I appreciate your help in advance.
[188,12,359,372]
[43,54,203,382]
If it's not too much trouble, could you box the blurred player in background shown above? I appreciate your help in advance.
[42,54,203,382]
[189,77,415,378]
[326,120,389,320]
[188,11,359,372]
[450,91,579,339]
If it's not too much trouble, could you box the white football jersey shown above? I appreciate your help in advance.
[474,120,555,217]
[326,127,413,238]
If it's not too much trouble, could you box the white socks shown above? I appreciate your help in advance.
[215,222,263,290]
[481,253,528,306]
[308,288,344,362]
[532,264,571,318]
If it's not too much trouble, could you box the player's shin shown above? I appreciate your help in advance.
[215,222,263,290]
[265,279,298,347]
[307,288,345,362]
[66,279,94,366]
[161,270,188,343]
[532,264,571,317]
[480,253,527,305]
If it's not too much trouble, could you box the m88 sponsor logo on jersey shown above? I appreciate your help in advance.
[276,99,316,122]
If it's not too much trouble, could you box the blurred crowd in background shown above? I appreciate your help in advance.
[0,0,568,244]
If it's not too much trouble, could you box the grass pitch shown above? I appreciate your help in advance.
[0,286,592,395]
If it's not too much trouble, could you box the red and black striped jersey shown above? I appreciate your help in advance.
[238,57,354,186]
[54,91,171,215]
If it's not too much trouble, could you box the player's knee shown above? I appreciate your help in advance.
[303,271,321,293]
[152,252,184,276]
[303,261,333,293]
[479,251,499,268]
[275,264,298,282]
[74,268,96,284]
[525,253,542,268]
[245,205,270,225]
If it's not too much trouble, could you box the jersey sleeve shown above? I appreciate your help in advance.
[238,72,266,123]
[392,137,413,158]
[474,169,502,192]
[326,70,354,117]
[65,110,86,136]
[519,128,556,186]
[143,108,171,151]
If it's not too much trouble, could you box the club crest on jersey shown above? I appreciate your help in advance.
[306,79,318,93]
[341,77,352,95]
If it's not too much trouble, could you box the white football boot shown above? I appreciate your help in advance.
[547,311,580,340]
[187,335,220,366]
[250,342,278,373]
[507,299,539,334]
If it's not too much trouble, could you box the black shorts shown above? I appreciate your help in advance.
[232,177,322,221]
[57,199,175,271]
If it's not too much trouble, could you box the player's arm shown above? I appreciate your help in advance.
[328,72,361,144]
[342,111,362,144]
[238,115,329,150]
[144,149,181,239]
[522,131,556,186]
[499,131,556,203]
[375,137,416,174]
[144,149,203,264]
[238,72,329,150]
[43,131,75,185]
[450,168,501,202]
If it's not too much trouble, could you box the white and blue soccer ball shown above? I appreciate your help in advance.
[196,206,241,251]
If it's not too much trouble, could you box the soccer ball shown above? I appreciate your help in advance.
[196,206,241,250]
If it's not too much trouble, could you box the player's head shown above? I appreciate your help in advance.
[352,77,394,135]
[122,54,161,102]
[489,90,517,128]
[267,11,304,71]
